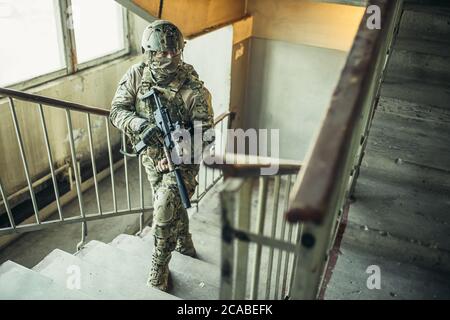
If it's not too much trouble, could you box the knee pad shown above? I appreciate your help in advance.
[153,186,180,225]
[153,223,171,239]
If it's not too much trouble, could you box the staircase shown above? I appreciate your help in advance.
[0,189,223,299]
[324,2,450,299]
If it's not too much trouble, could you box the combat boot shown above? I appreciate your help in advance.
[147,261,171,292]
[175,233,197,258]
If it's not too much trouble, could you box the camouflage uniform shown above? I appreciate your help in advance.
[109,60,214,290]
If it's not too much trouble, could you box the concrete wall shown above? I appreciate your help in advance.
[247,0,365,52]
[0,12,148,196]
[230,37,251,130]
[240,0,364,160]
[183,25,233,117]
[244,39,348,160]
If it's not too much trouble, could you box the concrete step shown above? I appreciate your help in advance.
[366,109,450,171]
[0,260,91,299]
[377,96,450,124]
[339,221,450,276]
[388,38,450,84]
[405,0,450,7]
[324,229,450,299]
[350,151,450,252]
[139,223,221,266]
[381,75,450,112]
[32,249,178,300]
[399,5,450,42]
[75,240,219,299]
[395,37,450,58]
[111,233,220,287]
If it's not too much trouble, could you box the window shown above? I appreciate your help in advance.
[0,0,65,87]
[71,0,126,64]
[0,0,129,88]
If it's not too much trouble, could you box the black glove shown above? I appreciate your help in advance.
[139,125,163,146]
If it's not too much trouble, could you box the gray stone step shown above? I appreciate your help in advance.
[399,5,450,42]
[32,249,178,300]
[395,37,450,58]
[75,240,219,299]
[324,232,450,299]
[0,260,91,300]
[381,75,450,110]
[405,0,450,7]
[350,152,450,252]
[339,222,450,275]
[365,110,450,171]
[111,233,220,287]
[140,217,222,266]
[388,40,450,84]
[377,96,450,124]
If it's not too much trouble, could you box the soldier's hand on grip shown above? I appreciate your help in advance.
[156,158,170,173]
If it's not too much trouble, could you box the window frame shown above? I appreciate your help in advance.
[5,0,130,90]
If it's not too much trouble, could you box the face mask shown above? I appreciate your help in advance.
[147,51,182,84]
[151,54,181,73]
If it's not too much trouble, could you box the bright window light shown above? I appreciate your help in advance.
[71,0,125,64]
[0,0,65,87]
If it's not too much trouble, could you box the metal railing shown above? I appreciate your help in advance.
[207,156,302,299]
[0,87,233,251]
[209,0,404,300]
[284,0,404,299]
[191,112,235,208]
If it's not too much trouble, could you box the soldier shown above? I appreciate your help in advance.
[109,20,214,292]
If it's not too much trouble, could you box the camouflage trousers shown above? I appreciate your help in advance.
[142,153,199,268]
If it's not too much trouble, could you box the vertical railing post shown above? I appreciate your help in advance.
[289,211,335,300]
[219,179,243,299]
[233,178,253,299]
[86,114,102,215]
[38,104,63,221]
[250,176,269,299]
[9,98,41,224]
[288,222,303,298]
[266,175,281,299]
[195,179,200,213]
[105,118,117,212]
[204,162,208,195]
[66,110,87,251]
[281,174,295,299]
[282,223,294,298]
[275,175,292,299]
[0,178,15,229]
[138,153,145,234]
[122,132,131,210]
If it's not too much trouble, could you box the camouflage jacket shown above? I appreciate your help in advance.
[109,62,214,162]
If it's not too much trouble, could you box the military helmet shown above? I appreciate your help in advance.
[141,20,185,54]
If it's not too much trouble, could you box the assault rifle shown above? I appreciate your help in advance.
[134,88,191,209]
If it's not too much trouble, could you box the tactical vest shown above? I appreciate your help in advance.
[126,63,197,161]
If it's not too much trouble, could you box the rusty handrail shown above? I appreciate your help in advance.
[0,87,236,126]
[214,111,236,126]
[285,0,399,224]
[205,153,301,177]
[0,87,110,117]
